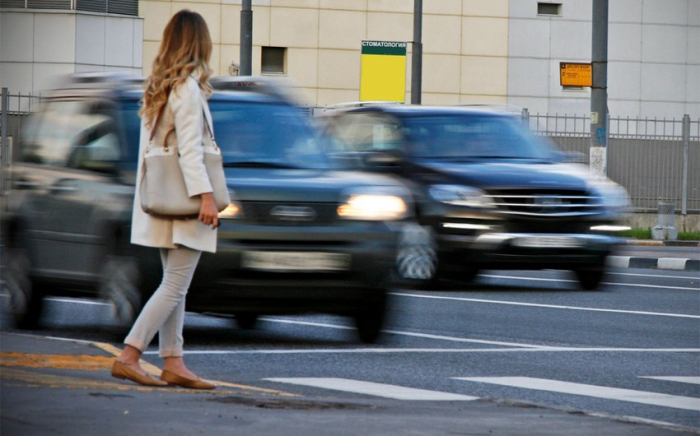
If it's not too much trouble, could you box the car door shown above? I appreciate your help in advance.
[19,98,124,288]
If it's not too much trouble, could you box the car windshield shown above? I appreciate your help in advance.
[400,114,558,160]
[210,100,329,169]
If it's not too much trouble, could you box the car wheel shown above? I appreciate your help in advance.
[396,224,439,286]
[3,246,44,329]
[99,256,143,327]
[235,313,259,330]
[353,290,387,344]
[574,265,606,291]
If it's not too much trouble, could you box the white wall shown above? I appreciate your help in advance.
[507,0,699,119]
[0,10,143,98]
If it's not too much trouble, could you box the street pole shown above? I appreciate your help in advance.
[589,0,608,177]
[411,0,422,105]
[240,0,253,76]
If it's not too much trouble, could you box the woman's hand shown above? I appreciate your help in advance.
[198,192,219,229]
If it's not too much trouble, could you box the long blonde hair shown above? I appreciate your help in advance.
[141,10,213,128]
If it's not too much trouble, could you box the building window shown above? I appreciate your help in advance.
[537,2,562,16]
[261,47,286,75]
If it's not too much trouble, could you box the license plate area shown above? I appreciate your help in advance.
[241,251,351,272]
[511,236,585,248]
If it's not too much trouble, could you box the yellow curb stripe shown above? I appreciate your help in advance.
[1,367,271,395]
[0,352,113,371]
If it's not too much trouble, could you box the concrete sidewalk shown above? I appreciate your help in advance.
[1,333,698,436]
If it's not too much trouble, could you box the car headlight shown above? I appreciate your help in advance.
[338,186,412,221]
[428,184,494,208]
[589,181,631,212]
[218,191,244,219]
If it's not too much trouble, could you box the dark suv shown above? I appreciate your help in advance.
[2,74,412,342]
[322,105,630,290]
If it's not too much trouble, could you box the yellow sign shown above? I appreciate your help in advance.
[560,62,592,87]
[360,40,407,103]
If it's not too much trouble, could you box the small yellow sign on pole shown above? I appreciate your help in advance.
[560,62,592,87]
[360,40,407,103]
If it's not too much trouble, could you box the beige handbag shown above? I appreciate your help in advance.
[139,107,230,219]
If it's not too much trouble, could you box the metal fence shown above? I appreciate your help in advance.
[1,88,698,214]
[523,110,700,214]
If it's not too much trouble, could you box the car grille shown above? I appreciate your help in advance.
[240,201,338,226]
[489,190,601,217]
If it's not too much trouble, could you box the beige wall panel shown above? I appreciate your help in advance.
[0,63,34,93]
[422,54,461,94]
[368,0,412,13]
[270,7,319,47]
[317,88,360,106]
[463,0,508,17]
[286,48,319,89]
[320,0,367,11]
[220,5,241,44]
[319,10,367,50]
[318,49,359,89]
[34,63,76,93]
[271,0,318,8]
[141,41,161,77]
[140,2,171,41]
[425,0,462,15]
[459,94,507,105]
[367,12,412,42]
[423,14,461,55]
[461,56,508,97]
[422,92,461,105]
[219,44,240,75]
[171,3,222,43]
[210,42,221,75]
[462,17,508,57]
[253,6,271,46]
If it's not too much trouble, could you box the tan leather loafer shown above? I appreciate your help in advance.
[160,369,216,390]
[111,360,168,387]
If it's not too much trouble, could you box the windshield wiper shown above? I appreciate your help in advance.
[223,160,300,169]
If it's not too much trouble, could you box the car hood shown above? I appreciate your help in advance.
[224,167,405,202]
[411,160,594,192]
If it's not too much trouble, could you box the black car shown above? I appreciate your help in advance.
[2,74,412,342]
[322,105,630,290]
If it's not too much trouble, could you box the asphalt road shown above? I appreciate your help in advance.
[1,262,698,435]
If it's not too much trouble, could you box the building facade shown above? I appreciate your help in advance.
[1,0,698,118]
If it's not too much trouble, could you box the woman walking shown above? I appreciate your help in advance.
[111,10,220,389]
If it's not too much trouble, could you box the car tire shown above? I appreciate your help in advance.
[3,246,44,329]
[396,224,439,288]
[235,313,259,330]
[353,290,388,344]
[574,265,606,291]
[99,256,143,328]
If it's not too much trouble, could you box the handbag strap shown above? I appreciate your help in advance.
[148,106,216,151]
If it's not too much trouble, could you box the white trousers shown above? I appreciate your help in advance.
[124,246,201,357]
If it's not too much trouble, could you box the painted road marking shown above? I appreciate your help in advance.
[454,377,700,411]
[640,376,700,385]
[266,377,478,401]
[479,273,700,291]
[391,292,700,319]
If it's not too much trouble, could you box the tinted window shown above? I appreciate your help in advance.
[401,115,557,160]
[21,99,120,167]
[210,101,329,169]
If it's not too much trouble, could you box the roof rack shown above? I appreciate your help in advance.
[210,76,306,104]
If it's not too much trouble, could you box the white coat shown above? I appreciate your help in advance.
[131,76,218,253]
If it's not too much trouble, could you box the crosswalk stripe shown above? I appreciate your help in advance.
[265,377,478,401]
[640,376,700,385]
[454,377,700,411]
